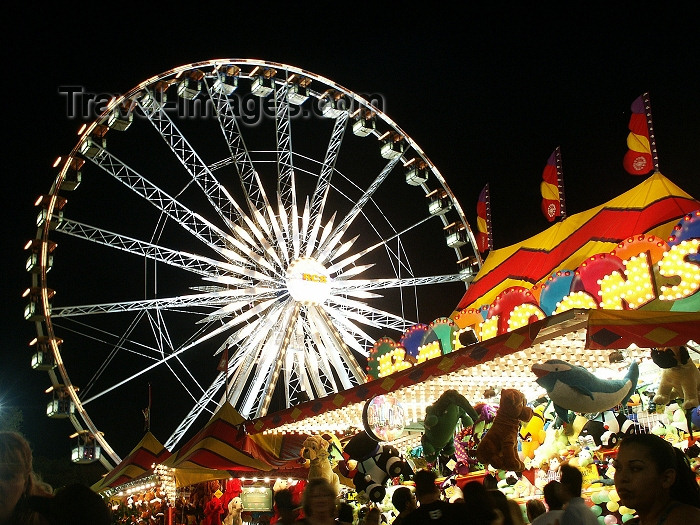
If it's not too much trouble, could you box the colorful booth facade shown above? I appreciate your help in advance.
[98,173,699,525]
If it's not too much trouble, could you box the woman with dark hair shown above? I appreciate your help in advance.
[613,433,700,524]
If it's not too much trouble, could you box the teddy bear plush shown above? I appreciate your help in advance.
[652,345,700,410]
[300,434,340,494]
[476,388,533,472]
[421,389,478,463]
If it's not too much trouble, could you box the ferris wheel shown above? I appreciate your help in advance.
[26,59,482,468]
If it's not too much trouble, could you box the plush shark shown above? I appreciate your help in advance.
[532,359,639,424]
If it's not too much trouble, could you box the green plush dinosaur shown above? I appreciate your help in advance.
[421,389,478,462]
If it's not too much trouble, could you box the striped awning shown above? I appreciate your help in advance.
[161,403,310,486]
[457,172,698,311]
[91,431,171,492]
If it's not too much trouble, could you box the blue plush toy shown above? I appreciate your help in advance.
[532,359,639,424]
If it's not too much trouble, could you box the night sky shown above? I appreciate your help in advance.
[3,5,698,473]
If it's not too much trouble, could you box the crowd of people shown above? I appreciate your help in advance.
[4,429,700,525]
[274,432,700,525]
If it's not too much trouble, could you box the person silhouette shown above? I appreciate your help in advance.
[0,431,52,525]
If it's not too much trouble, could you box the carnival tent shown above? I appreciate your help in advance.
[456,172,698,311]
[161,402,310,487]
[91,431,172,493]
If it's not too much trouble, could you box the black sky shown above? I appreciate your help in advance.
[2,5,699,469]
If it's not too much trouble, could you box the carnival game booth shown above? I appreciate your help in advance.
[105,172,698,525]
[233,172,700,523]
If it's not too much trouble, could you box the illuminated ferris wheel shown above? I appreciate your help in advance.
[26,59,482,467]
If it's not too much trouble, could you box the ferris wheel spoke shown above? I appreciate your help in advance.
[323,299,387,336]
[213,299,288,357]
[227,218,283,275]
[147,309,208,406]
[289,192,301,260]
[73,310,147,399]
[250,207,285,269]
[315,156,402,262]
[79,314,219,406]
[282,317,309,406]
[300,313,341,397]
[325,297,413,336]
[322,307,385,353]
[300,198,311,249]
[240,304,300,418]
[51,283,271,318]
[164,370,225,450]
[304,311,357,392]
[332,274,463,293]
[165,299,287,449]
[55,218,249,280]
[139,96,247,226]
[288,352,315,403]
[225,338,268,411]
[316,211,336,252]
[305,309,346,391]
[310,307,366,384]
[333,263,375,280]
[326,214,435,275]
[185,295,280,351]
[264,203,290,265]
[84,146,232,252]
[274,81,297,220]
[305,112,348,257]
[51,291,245,318]
[307,341,340,395]
[300,346,335,400]
[200,288,282,324]
[205,75,274,220]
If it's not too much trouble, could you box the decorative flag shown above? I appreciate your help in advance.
[217,346,230,399]
[217,345,229,373]
[142,382,151,432]
[540,146,566,222]
[476,183,492,253]
[623,93,657,175]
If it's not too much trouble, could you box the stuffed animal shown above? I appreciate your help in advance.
[222,497,243,525]
[300,434,340,494]
[476,388,534,472]
[421,389,478,463]
[518,404,547,461]
[652,346,700,410]
[202,496,224,525]
[341,431,408,502]
[532,359,639,424]
[578,409,637,448]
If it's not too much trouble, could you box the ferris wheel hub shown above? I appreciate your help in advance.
[285,257,331,305]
